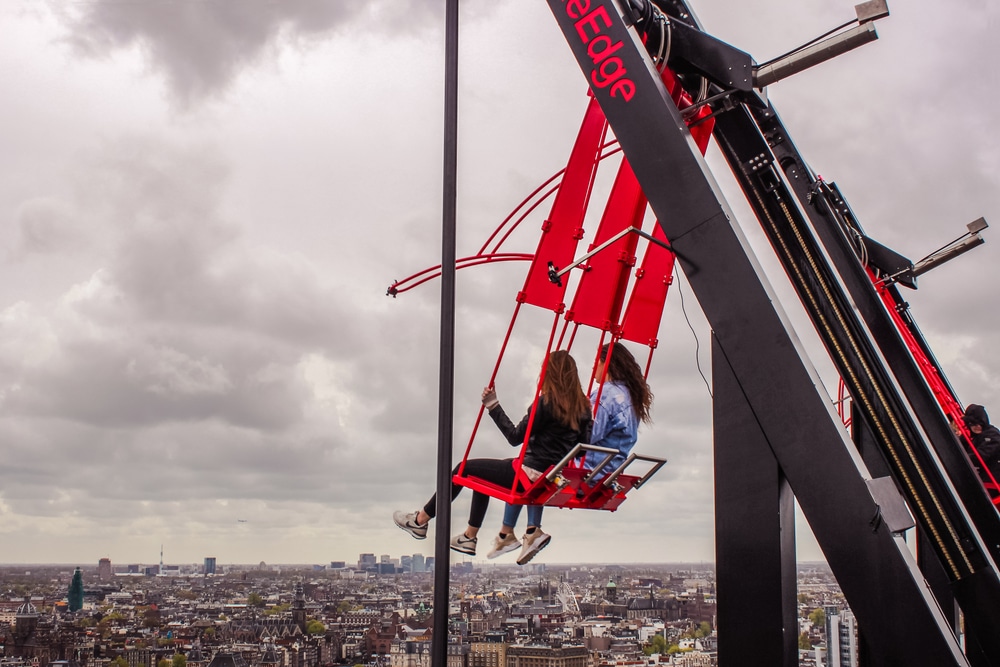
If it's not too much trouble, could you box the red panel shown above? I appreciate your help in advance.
[619,223,676,347]
[519,96,607,312]
[566,159,646,332]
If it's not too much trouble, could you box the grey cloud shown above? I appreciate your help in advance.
[3,336,308,430]
[50,0,477,107]
[13,198,83,257]
[57,0,362,106]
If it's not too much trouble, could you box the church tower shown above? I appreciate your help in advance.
[291,581,307,633]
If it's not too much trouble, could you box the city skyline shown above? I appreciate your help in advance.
[0,0,997,566]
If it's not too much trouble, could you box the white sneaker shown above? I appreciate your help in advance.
[450,533,477,555]
[486,533,520,559]
[393,510,427,540]
[516,529,551,565]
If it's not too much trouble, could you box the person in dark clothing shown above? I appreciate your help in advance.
[963,404,1000,483]
[393,350,592,556]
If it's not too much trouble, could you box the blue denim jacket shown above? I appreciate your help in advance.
[584,381,638,472]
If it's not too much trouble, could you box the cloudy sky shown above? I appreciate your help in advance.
[0,0,996,569]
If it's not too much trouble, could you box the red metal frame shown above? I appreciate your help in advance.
[868,267,1000,505]
[390,69,715,510]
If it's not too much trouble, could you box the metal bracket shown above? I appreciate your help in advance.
[856,0,890,23]
[547,226,678,285]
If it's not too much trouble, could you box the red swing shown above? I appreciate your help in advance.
[389,67,715,510]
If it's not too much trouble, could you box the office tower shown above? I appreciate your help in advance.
[358,553,377,570]
[98,558,112,582]
[204,557,217,575]
[411,554,425,573]
[68,567,84,612]
[824,605,859,667]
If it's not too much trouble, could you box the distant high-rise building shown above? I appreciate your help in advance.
[380,554,391,563]
[204,557,217,575]
[411,554,425,573]
[358,553,377,570]
[98,558,112,582]
[425,557,435,571]
[330,561,346,569]
[68,567,84,612]
[824,605,858,667]
[400,555,412,571]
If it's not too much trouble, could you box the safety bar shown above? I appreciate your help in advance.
[545,443,667,492]
[545,443,618,482]
[584,450,667,488]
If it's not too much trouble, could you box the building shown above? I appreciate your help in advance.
[390,641,467,667]
[411,554,425,573]
[204,557,217,575]
[468,640,506,667]
[97,558,112,582]
[506,645,588,667]
[824,606,858,667]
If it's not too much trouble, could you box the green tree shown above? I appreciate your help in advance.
[265,603,290,616]
[158,659,171,667]
[694,621,711,638]
[110,658,128,667]
[172,654,187,667]
[798,632,812,650]
[643,635,667,655]
[306,620,326,635]
[809,607,826,629]
[142,606,162,628]
[247,593,265,608]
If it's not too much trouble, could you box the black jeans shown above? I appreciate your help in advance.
[422,458,517,528]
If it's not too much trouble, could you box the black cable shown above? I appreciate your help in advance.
[675,272,713,399]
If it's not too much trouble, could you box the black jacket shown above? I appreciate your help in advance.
[973,424,1000,472]
[487,398,592,471]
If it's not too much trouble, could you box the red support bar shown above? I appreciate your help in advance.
[518,96,608,312]
[566,159,646,332]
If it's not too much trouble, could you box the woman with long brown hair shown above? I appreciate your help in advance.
[487,341,653,563]
[393,350,592,560]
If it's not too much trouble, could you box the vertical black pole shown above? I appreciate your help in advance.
[432,0,458,665]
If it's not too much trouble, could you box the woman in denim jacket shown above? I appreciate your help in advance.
[488,341,653,564]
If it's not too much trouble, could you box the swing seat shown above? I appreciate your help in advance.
[453,444,667,512]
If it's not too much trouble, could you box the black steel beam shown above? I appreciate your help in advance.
[751,105,1000,569]
[713,335,797,667]
[432,0,459,663]
[543,0,966,663]
[718,104,1000,660]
